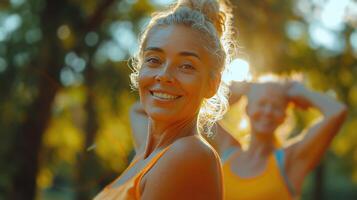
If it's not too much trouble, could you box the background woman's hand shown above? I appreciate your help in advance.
[286,82,312,110]
[229,81,251,105]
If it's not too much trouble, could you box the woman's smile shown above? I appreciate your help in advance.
[150,90,182,101]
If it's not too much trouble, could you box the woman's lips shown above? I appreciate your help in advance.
[150,91,182,100]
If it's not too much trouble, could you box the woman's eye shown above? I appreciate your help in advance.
[180,64,195,71]
[145,57,161,65]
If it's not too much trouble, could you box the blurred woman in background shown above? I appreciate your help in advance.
[211,80,347,199]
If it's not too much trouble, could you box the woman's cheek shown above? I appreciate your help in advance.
[177,73,204,94]
[138,69,151,97]
[138,67,152,85]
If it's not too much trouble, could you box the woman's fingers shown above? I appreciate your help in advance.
[286,82,312,109]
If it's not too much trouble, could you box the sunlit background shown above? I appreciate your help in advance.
[0,0,357,199]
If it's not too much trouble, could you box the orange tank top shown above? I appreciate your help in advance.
[223,149,294,200]
[94,147,170,200]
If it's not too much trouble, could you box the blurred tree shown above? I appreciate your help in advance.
[0,0,147,199]
[9,1,66,199]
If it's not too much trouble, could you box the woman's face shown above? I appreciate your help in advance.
[138,24,219,124]
[246,84,288,136]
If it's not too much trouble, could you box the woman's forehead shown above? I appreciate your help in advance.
[249,84,287,102]
[144,25,209,55]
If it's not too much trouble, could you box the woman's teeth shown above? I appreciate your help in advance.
[152,92,180,100]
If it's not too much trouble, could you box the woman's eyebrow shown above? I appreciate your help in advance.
[144,46,163,52]
[143,47,200,60]
[179,51,201,60]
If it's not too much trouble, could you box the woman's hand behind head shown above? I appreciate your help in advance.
[286,82,312,110]
[229,81,251,105]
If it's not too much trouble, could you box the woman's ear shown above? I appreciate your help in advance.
[205,73,221,98]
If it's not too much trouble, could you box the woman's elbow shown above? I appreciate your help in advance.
[336,103,348,121]
[325,103,348,127]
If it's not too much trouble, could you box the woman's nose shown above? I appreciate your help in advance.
[262,105,274,116]
[155,62,174,83]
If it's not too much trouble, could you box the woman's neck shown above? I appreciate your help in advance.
[143,115,198,158]
[246,131,276,157]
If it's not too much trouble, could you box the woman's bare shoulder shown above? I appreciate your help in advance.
[142,135,223,199]
[169,135,220,164]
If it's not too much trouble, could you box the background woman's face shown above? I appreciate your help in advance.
[138,24,218,124]
[246,84,288,136]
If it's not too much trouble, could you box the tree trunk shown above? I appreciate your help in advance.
[75,64,99,200]
[10,0,64,199]
[74,1,117,199]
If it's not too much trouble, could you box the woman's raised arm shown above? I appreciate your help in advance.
[129,101,149,154]
[284,82,347,190]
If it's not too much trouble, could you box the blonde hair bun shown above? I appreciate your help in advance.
[175,0,228,37]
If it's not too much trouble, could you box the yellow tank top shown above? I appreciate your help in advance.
[94,147,170,200]
[223,150,294,200]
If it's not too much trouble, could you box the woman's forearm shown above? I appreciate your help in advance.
[303,90,347,119]
[287,82,347,119]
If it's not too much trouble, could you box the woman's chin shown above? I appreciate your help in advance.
[254,126,276,136]
[146,109,179,123]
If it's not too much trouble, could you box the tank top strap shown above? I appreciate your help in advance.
[133,145,173,197]
[274,148,296,197]
[104,154,141,189]
[221,146,239,163]
[142,145,172,175]
[127,156,141,170]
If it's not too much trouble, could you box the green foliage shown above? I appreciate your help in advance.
[0,0,356,199]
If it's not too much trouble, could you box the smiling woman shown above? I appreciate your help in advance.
[139,25,221,125]
[94,0,236,199]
